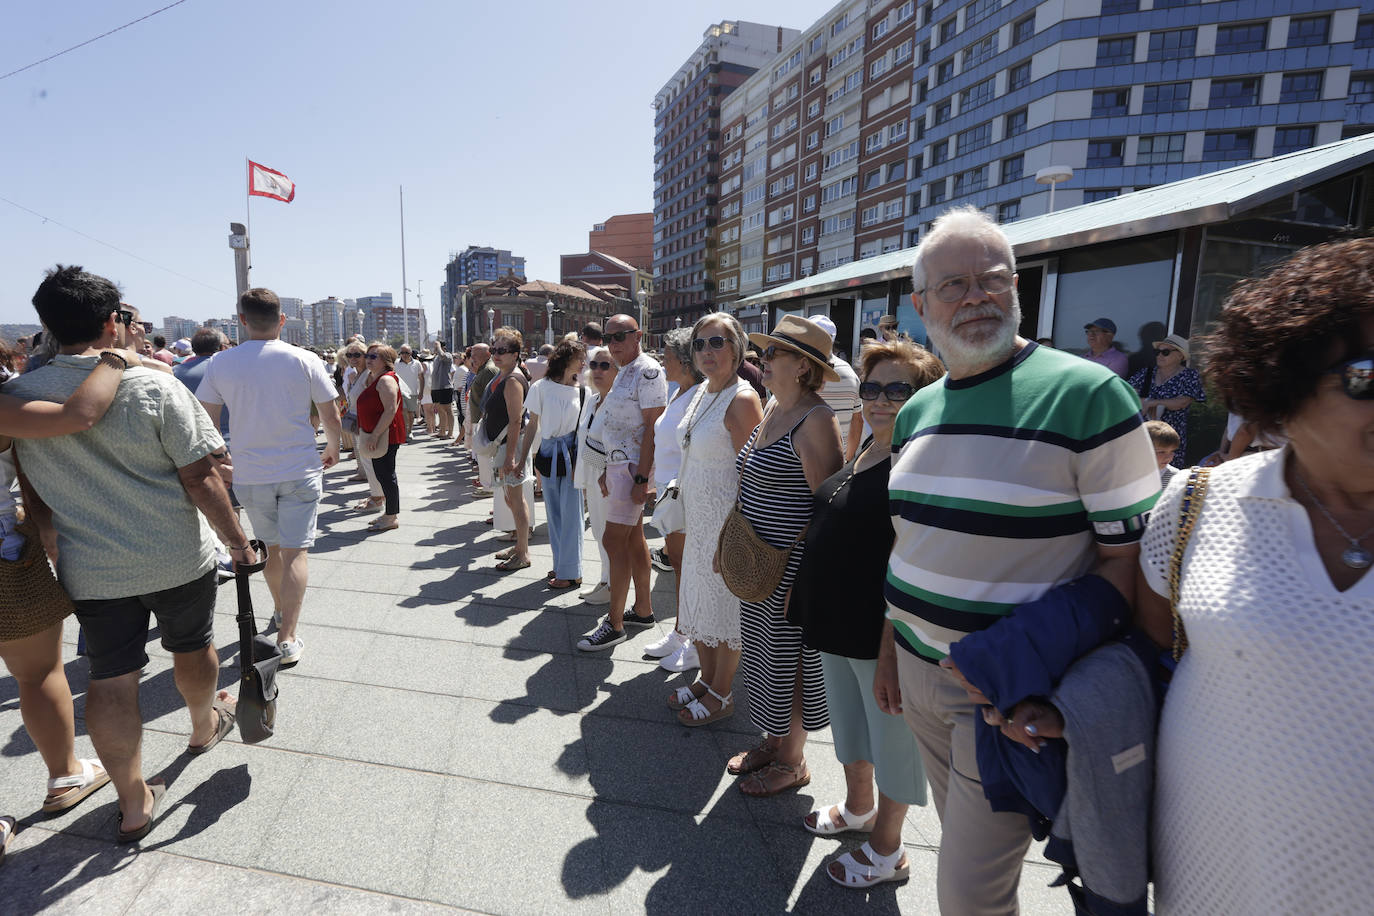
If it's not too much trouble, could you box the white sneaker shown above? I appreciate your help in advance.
[643,630,685,659]
[278,637,303,666]
[580,582,611,605]
[272,610,282,629]
[660,641,700,672]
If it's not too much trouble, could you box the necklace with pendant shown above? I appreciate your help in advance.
[1295,471,1374,570]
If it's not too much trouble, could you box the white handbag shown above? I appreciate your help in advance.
[650,481,685,535]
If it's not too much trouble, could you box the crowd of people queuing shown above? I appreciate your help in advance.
[0,211,1370,915]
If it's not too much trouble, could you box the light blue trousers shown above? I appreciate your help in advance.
[542,470,583,580]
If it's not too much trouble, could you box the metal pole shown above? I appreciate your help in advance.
[399,185,408,346]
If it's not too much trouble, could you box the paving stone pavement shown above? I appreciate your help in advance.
[0,433,1075,914]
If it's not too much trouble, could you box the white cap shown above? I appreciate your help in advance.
[810,314,837,340]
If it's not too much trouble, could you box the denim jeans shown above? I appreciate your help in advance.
[542,470,583,580]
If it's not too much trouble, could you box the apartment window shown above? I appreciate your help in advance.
[806,130,819,150]
[934,101,952,125]
[866,131,887,153]
[1097,36,1134,66]
[845,69,863,92]
[930,140,950,165]
[1009,61,1030,91]
[810,66,823,86]
[963,35,998,70]
[821,175,858,203]
[1210,77,1259,109]
[918,39,931,67]
[871,57,889,80]
[1101,0,1137,12]
[1005,107,1027,137]
[1013,15,1035,46]
[1215,22,1266,54]
[801,226,816,244]
[821,214,854,235]
[1148,29,1196,62]
[1084,188,1120,203]
[1091,88,1130,117]
[1086,139,1124,168]
[953,165,988,195]
[1288,15,1329,48]
[939,17,957,44]
[1154,0,1199,6]
[937,59,955,84]
[958,122,991,154]
[897,0,915,24]
[809,35,825,55]
[1002,154,1024,183]
[888,159,907,182]
[1137,133,1185,165]
[807,100,820,117]
[1358,19,1374,49]
[800,256,815,277]
[1273,125,1315,156]
[802,194,817,212]
[743,185,766,205]
[861,204,882,227]
[831,12,850,36]
[999,199,1021,222]
[894,39,914,64]
[1202,130,1254,161]
[864,168,883,191]
[873,18,891,40]
[1142,81,1191,113]
[928,180,948,205]
[1351,73,1374,103]
[961,77,996,112]
[965,0,999,27]
[889,120,908,142]
[805,162,818,181]
[825,114,845,137]
[1279,71,1322,104]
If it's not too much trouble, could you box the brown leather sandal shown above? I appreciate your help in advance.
[738,759,811,798]
[726,739,778,776]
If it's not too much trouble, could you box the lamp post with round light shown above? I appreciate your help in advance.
[357,309,366,342]
[545,299,555,346]
[635,287,649,345]
[487,307,495,342]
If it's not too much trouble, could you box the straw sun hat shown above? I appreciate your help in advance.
[748,315,841,382]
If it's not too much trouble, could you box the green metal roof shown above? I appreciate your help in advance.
[736,132,1374,308]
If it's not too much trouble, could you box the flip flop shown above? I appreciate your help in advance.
[495,557,531,571]
[367,520,400,532]
[547,577,582,589]
[187,698,236,755]
[42,758,111,814]
[116,779,167,844]
[495,548,516,560]
[738,759,811,798]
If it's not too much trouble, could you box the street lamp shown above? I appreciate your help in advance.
[450,316,456,350]
[357,309,365,341]
[1035,165,1074,214]
[487,307,495,342]
[545,298,555,347]
[635,287,648,332]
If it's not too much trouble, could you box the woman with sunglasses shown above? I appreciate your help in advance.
[486,328,533,571]
[719,315,845,795]
[790,339,944,887]
[1128,333,1204,468]
[357,344,406,531]
[574,347,619,601]
[668,313,762,721]
[344,346,386,509]
[1138,238,1374,915]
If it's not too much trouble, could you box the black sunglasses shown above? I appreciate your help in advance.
[588,360,614,371]
[346,352,363,358]
[1327,353,1374,400]
[859,381,917,402]
[1155,347,1178,357]
[761,344,798,361]
[364,353,381,361]
[692,336,727,352]
[492,345,519,355]
[113,309,134,326]
[606,330,636,343]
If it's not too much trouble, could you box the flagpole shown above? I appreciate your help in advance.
[399,184,409,347]
[244,157,252,282]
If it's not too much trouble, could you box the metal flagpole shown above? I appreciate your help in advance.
[399,185,408,347]
[244,158,251,279]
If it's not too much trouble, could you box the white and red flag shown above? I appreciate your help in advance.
[248,161,295,202]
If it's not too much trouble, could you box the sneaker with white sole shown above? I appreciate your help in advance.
[277,637,303,666]
[621,610,656,629]
[577,620,626,652]
[272,610,282,629]
[580,582,611,605]
[659,641,700,672]
[643,630,686,659]
[650,546,673,572]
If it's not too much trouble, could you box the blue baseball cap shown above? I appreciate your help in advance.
[1084,318,1117,334]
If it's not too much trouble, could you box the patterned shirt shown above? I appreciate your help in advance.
[886,342,1160,661]
[599,351,668,464]
[7,355,223,599]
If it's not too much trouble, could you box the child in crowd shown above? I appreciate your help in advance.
[1145,420,1181,489]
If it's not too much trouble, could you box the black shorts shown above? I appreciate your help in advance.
[431,388,454,405]
[71,568,218,680]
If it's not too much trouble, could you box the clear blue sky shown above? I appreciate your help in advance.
[1,0,807,331]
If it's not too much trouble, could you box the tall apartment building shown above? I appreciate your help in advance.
[651,21,801,336]
[161,316,200,340]
[369,306,427,345]
[711,0,1374,322]
[587,214,655,270]
[279,297,304,319]
[447,247,526,287]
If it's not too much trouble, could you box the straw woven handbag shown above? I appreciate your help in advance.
[0,521,74,642]
[715,420,805,603]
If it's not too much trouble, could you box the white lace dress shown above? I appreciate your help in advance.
[677,379,750,649]
[1141,448,1374,915]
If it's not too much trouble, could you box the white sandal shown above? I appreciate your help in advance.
[668,682,706,711]
[828,841,910,888]
[42,758,111,814]
[679,687,734,727]
[805,801,878,836]
[0,814,14,864]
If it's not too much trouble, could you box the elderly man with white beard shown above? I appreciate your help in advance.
[871,207,1160,909]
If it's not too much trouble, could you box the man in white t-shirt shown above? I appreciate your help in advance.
[393,346,425,440]
[810,315,864,461]
[196,287,341,667]
[576,314,667,652]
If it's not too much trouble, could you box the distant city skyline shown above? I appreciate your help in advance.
[0,1,804,332]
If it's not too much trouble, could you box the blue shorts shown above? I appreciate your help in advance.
[237,475,323,549]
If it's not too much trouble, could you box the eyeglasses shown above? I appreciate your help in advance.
[1327,352,1374,400]
[588,360,613,371]
[859,381,917,402]
[605,330,636,343]
[762,344,798,361]
[364,353,381,361]
[346,352,363,358]
[692,336,727,352]
[113,309,134,326]
[1155,347,1178,357]
[492,345,519,356]
[921,269,1014,303]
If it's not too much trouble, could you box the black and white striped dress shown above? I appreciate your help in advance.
[735,407,830,736]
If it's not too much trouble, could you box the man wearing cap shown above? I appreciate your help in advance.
[575,313,667,651]
[1082,318,1129,378]
[809,315,864,461]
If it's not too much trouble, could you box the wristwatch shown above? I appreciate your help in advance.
[633,474,649,485]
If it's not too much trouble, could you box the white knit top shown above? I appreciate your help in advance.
[1141,448,1374,915]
